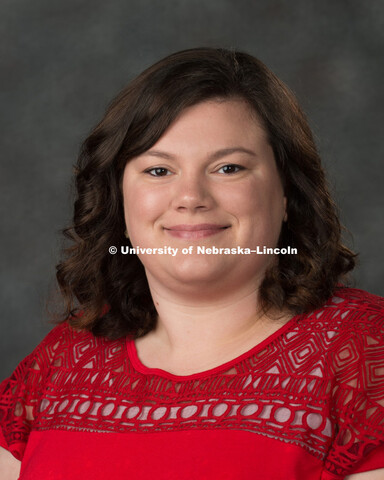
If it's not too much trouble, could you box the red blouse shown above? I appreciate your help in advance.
[1,287,384,479]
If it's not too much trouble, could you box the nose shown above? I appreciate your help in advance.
[170,171,214,212]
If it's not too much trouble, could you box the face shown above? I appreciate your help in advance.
[122,99,287,297]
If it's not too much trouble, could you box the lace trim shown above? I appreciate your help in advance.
[0,287,383,477]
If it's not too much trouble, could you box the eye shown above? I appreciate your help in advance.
[216,164,245,174]
[144,167,172,177]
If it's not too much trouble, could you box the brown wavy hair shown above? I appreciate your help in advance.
[50,47,356,339]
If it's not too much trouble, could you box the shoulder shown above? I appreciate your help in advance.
[299,287,384,337]
[35,319,126,371]
[0,318,126,461]
[291,287,384,385]
[328,286,384,316]
[310,289,384,477]
[1,317,125,389]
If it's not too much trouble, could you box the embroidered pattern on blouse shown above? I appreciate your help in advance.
[0,288,384,477]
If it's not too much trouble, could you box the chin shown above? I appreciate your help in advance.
[163,256,231,286]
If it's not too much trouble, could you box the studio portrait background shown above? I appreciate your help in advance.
[1,0,383,380]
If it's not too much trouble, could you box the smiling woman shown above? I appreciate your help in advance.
[0,47,383,480]
[122,100,287,300]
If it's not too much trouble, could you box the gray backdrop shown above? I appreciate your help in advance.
[1,0,383,379]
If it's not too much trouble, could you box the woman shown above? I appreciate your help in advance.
[1,47,383,480]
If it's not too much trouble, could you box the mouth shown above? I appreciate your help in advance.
[164,224,230,240]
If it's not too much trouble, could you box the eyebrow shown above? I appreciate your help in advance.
[144,147,257,161]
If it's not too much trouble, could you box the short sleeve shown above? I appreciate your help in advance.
[323,311,384,478]
[0,323,68,461]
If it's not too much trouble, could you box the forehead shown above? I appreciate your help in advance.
[151,99,269,150]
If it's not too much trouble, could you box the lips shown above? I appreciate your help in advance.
[164,224,230,240]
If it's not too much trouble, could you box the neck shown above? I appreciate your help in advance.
[143,273,281,357]
[135,273,292,376]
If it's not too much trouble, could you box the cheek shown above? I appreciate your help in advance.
[224,179,283,214]
[123,184,165,233]
[225,178,285,235]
